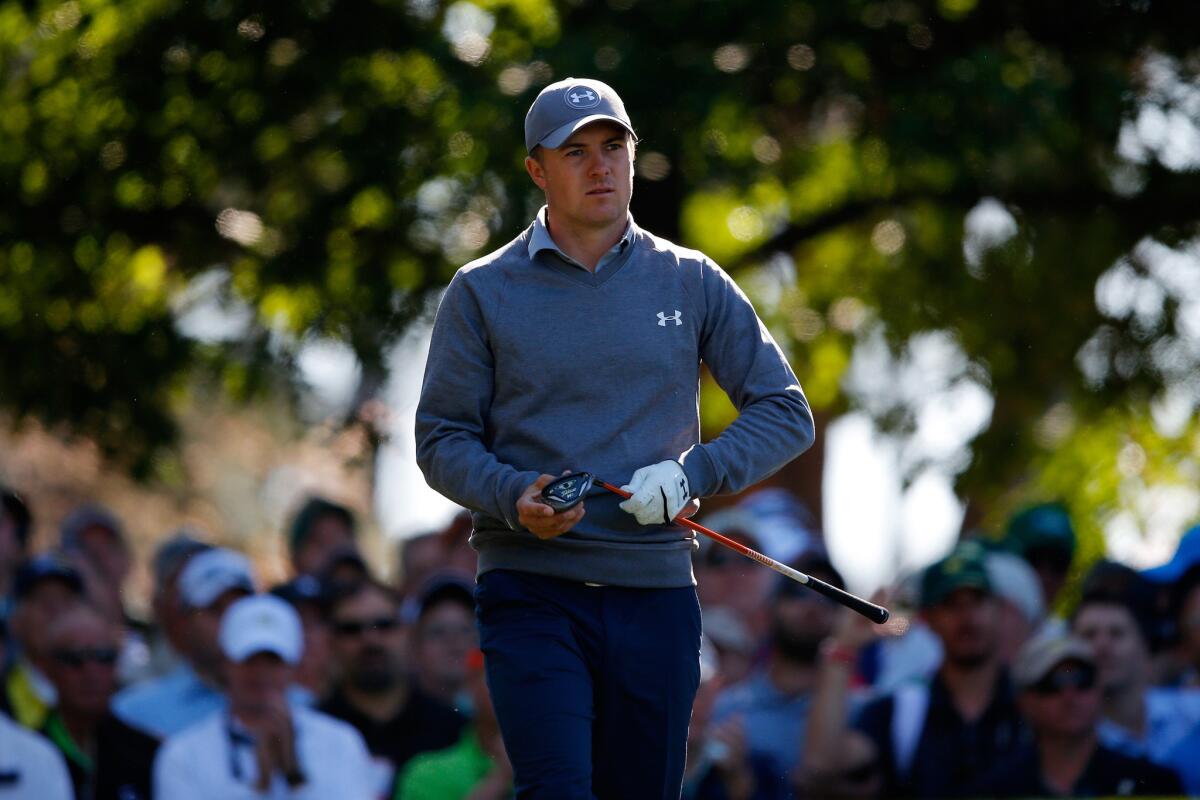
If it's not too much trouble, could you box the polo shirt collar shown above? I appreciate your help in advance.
[527,205,633,272]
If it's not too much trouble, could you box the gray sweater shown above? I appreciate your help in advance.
[414,219,814,587]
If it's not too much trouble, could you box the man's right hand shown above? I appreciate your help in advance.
[517,473,584,539]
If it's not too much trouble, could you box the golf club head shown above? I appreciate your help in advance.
[541,472,594,512]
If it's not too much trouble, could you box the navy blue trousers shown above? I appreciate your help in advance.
[475,569,703,800]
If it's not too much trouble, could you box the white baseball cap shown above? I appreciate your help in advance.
[219,594,303,665]
[178,548,255,609]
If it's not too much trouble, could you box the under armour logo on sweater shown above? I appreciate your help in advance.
[657,310,682,327]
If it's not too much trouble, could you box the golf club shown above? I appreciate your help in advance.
[542,471,890,624]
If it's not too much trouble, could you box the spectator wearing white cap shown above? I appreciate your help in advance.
[113,548,255,737]
[153,594,373,800]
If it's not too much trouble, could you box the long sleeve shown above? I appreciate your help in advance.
[415,272,541,530]
[678,259,815,497]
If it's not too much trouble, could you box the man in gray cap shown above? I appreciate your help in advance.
[416,77,814,797]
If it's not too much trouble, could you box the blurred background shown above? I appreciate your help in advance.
[2,0,1198,604]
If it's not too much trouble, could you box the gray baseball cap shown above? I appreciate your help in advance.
[524,77,637,154]
[1012,633,1094,689]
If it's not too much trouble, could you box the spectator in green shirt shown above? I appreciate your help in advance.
[395,649,511,800]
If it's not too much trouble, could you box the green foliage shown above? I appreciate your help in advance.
[2,0,1198,523]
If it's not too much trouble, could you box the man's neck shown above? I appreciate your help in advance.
[939,657,1000,722]
[1037,731,1097,795]
[343,680,409,723]
[1102,683,1146,735]
[545,208,626,272]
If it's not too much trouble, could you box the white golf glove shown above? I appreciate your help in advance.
[619,460,691,526]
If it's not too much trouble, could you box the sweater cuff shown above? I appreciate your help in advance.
[679,445,718,498]
[503,471,542,531]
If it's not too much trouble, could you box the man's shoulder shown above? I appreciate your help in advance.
[634,228,712,269]
[455,227,534,281]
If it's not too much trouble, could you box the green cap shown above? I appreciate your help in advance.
[1005,502,1075,559]
[921,541,992,608]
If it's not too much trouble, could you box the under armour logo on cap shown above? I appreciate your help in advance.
[564,85,601,109]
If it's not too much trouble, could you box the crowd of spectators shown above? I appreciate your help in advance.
[0,491,493,799]
[3,481,1200,799]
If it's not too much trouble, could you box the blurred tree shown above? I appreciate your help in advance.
[2,0,1198,548]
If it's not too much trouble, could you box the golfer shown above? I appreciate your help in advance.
[415,76,814,799]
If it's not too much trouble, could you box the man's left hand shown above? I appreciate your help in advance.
[619,460,691,525]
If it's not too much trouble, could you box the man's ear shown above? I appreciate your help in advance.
[525,155,547,190]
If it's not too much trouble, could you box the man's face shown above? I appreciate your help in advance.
[294,514,354,577]
[923,588,999,668]
[1072,603,1148,693]
[45,614,119,717]
[525,121,633,233]
[330,587,406,694]
[414,601,477,695]
[225,652,293,717]
[11,580,83,662]
[1018,660,1101,739]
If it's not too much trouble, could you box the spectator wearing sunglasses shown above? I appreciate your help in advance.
[154,594,374,799]
[319,579,466,797]
[974,632,1182,797]
[3,554,86,730]
[1070,561,1200,765]
[40,605,158,800]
